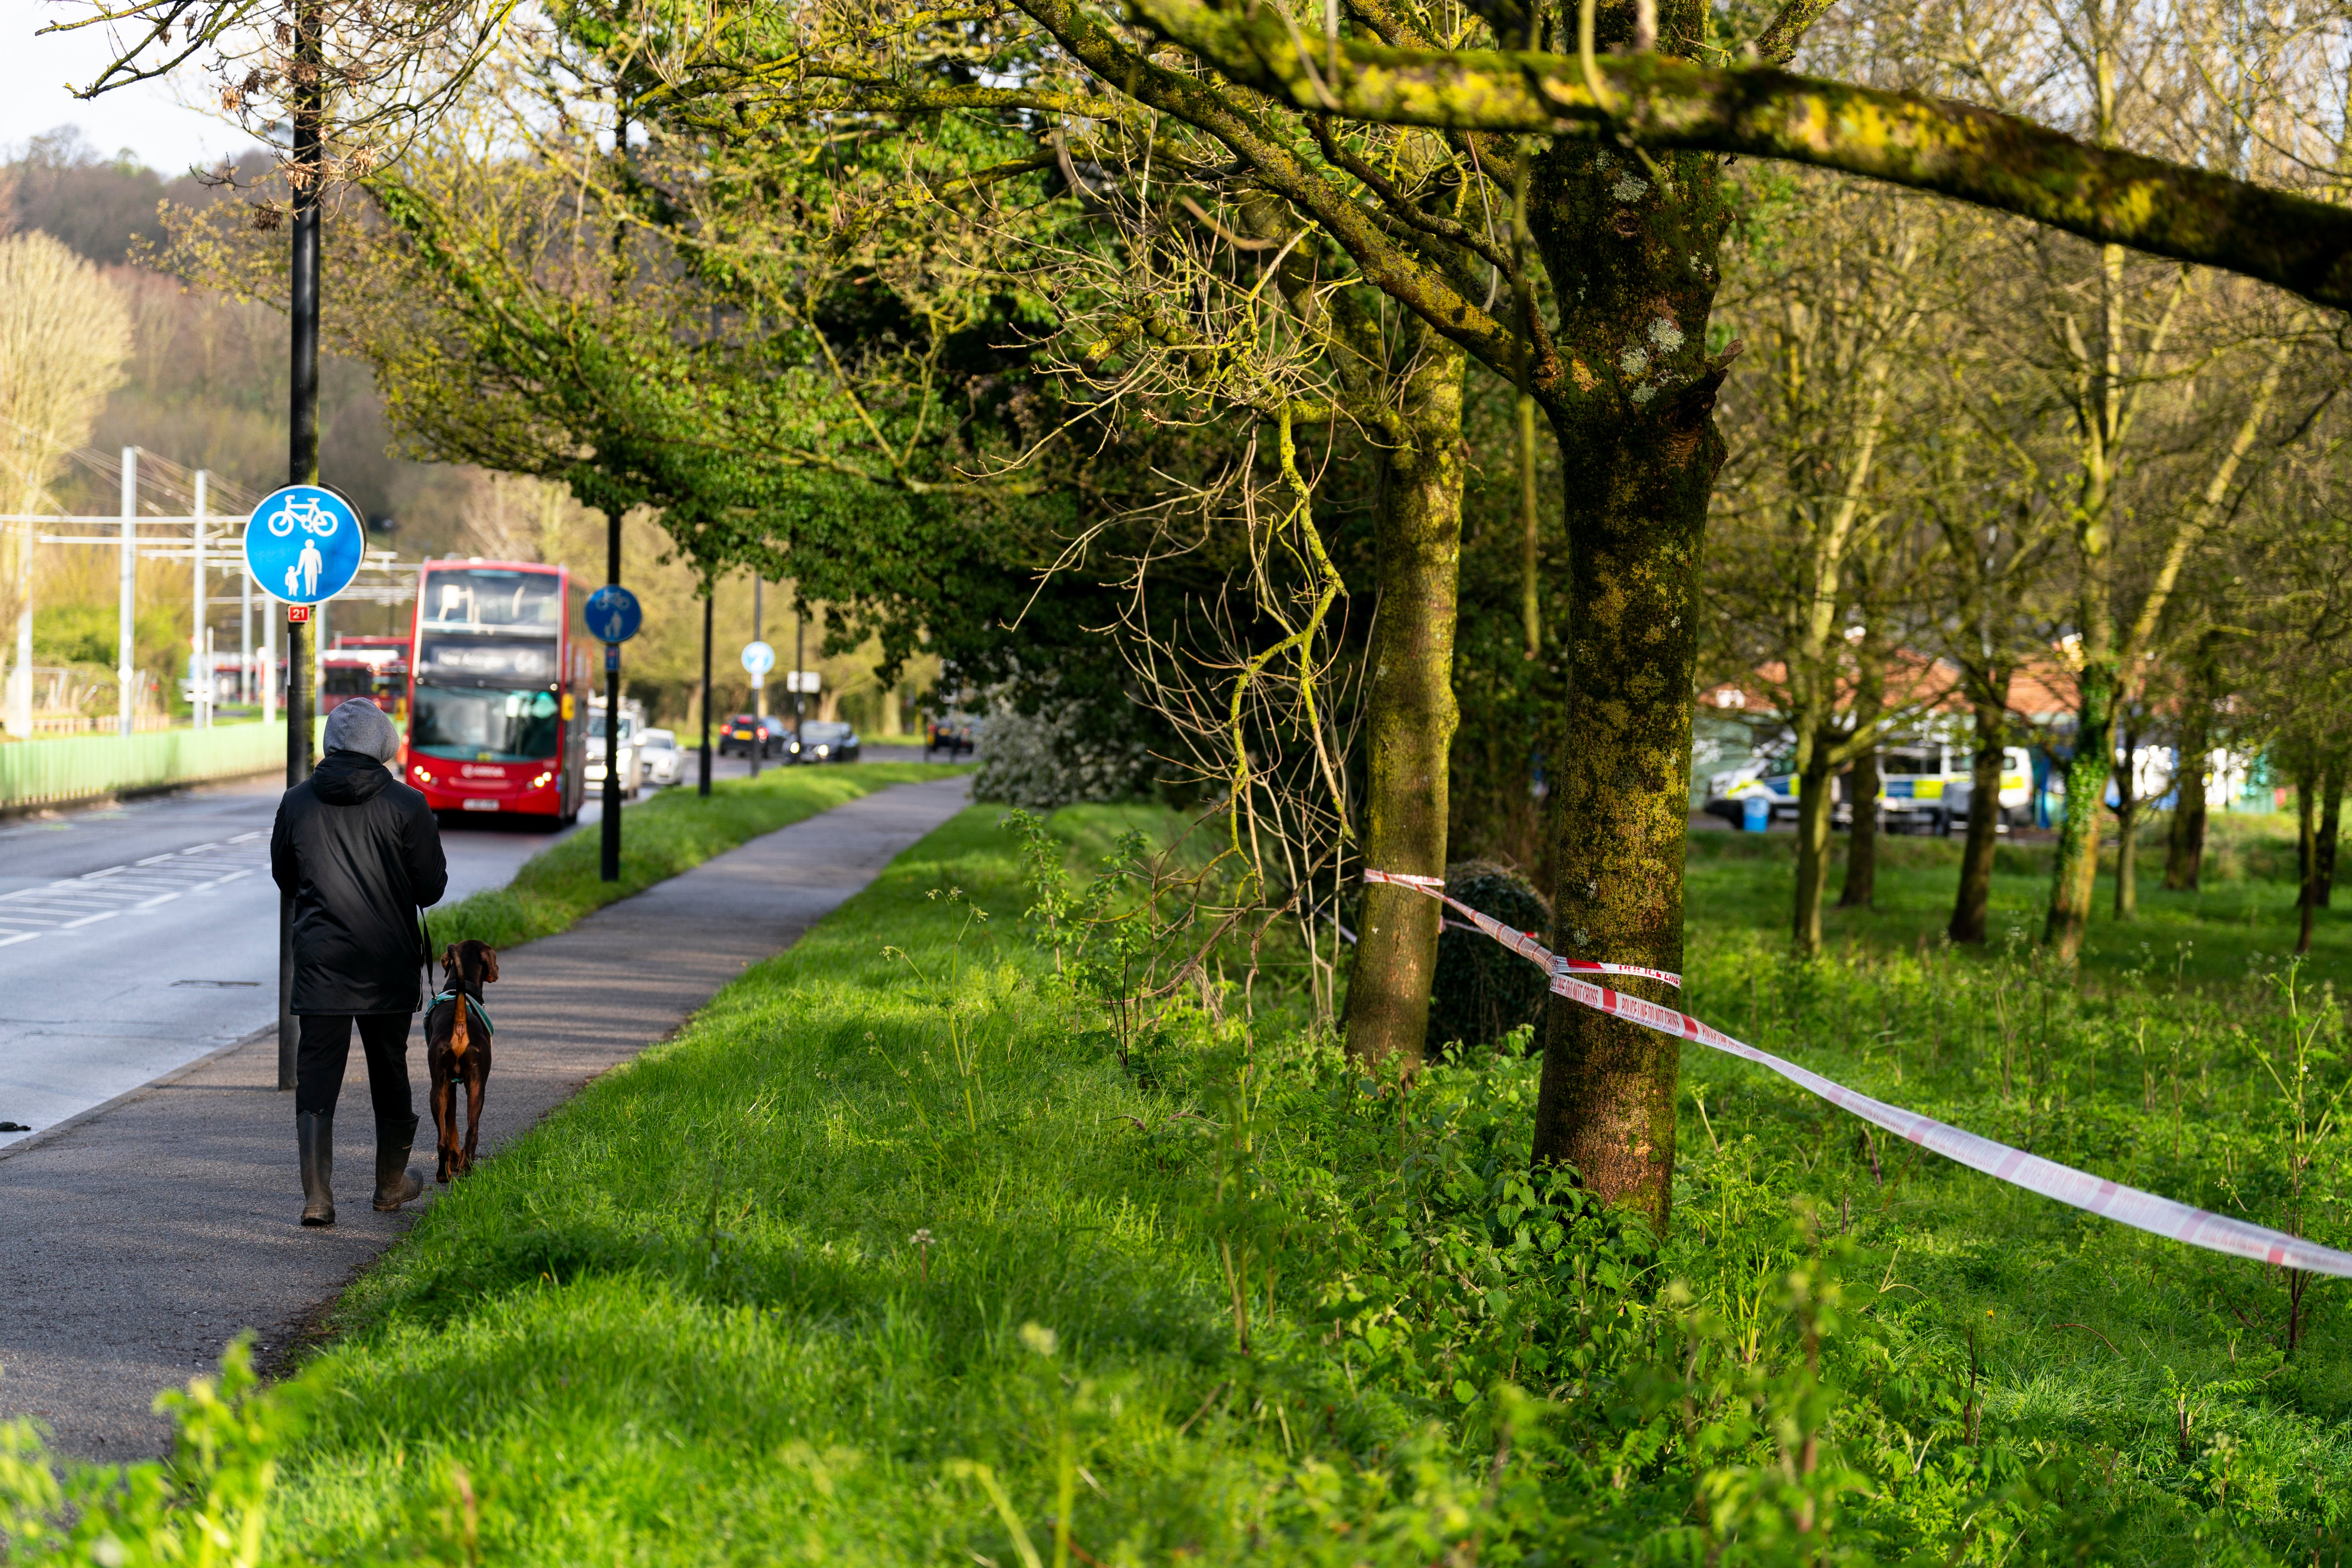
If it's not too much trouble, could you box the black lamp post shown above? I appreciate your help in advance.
[698,586,713,796]
[279,0,323,1094]
[750,577,764,779]
[600,508,622,882]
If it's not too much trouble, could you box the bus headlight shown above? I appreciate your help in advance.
[412,766,434,784]
[530,771,553,789]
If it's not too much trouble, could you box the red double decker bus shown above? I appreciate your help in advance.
[402,559,588,824]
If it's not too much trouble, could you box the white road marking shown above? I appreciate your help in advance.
[0,837,272,945]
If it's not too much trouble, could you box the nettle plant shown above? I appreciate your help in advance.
[1001,809,1265,1066]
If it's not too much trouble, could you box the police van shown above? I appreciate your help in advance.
[1875,744,2033,833]
[1704,744,2031,833]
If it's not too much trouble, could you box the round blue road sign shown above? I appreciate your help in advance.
[585,583,642,643]
[244,485,363,605]
[740,640,775,677]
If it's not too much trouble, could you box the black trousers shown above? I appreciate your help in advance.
[294,1012,416,1125]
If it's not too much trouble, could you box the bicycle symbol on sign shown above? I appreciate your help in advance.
[264,495,341,539]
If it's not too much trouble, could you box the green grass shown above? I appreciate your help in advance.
[427,762,968,950]
[14,803,2352,1564]
[1668,893,2352,1562]
[1690,812,2351,990]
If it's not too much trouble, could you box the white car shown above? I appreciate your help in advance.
[637,728,683,786]
[584,710,639,800]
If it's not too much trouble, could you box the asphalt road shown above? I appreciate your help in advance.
[0,773,973,1457]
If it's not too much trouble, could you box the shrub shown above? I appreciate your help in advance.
[1426,859,1552,1052]
[970,704,1157,809]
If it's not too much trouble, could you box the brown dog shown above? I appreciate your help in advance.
[427,940,499,1183]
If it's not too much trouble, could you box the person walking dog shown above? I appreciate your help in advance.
[269,698,447,1227]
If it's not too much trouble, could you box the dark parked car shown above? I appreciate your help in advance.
[787,720,861,763]
[717,713,786,759]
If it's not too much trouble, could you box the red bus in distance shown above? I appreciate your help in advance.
[321,634,407,722]
[403,559,587,825]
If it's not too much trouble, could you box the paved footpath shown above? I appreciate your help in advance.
[0,775,971,1459]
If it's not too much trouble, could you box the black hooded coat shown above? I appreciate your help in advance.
[270,749,449,1014]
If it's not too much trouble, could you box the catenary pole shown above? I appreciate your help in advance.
[8,506,30,739]
[117,447,136,738]
[192,470,209,730]
[281,0,323,1093]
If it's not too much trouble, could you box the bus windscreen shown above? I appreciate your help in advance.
[411,685,562,763]
[420,567,564,633]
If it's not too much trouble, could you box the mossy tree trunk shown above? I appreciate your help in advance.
[1344,338,1468,1067]
[1838,636,1886,910]
[1791,731,1840,951]
[1949,686,2011,944]
[2047,669,2115,958]
[2112,717,2142,921]
[1840,746,1879,908]
[1524,70,1730,1230]
[2317,757,2343,909]
[2164,685,2209,892]
[2043,234,2129,964]
[2297,764,2320,955]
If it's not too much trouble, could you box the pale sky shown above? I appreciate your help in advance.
[4,1,238,174]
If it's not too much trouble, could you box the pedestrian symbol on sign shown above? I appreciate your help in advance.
[289,537,324,598]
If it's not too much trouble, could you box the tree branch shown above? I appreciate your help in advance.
[1012,0,1538,386]
[1751,0,1841,67]
[1126,0,2352,313]
[1306,114,1512,273]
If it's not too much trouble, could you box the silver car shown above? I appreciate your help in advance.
[636,728,683,786]
[583,710,639,800]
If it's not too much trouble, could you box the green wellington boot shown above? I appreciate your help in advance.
[297,1111,335,1227]
[373,1112,425,1212]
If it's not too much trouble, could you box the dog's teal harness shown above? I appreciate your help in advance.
[430,990,495,1039]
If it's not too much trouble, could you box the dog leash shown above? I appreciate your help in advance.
[418,913,434,1013]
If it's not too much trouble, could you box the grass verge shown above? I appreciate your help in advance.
[10,806,2349,1564]
[426,761,966,950]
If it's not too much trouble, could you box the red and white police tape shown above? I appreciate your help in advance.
[1363,867,2352,1277]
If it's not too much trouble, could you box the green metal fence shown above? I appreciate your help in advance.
[0,721,293,809]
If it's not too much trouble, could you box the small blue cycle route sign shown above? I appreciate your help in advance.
[244,485,363,605]
[585,583,642,644]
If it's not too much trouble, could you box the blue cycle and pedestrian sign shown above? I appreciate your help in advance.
[585,584,642,644]
[244,485,363,605]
